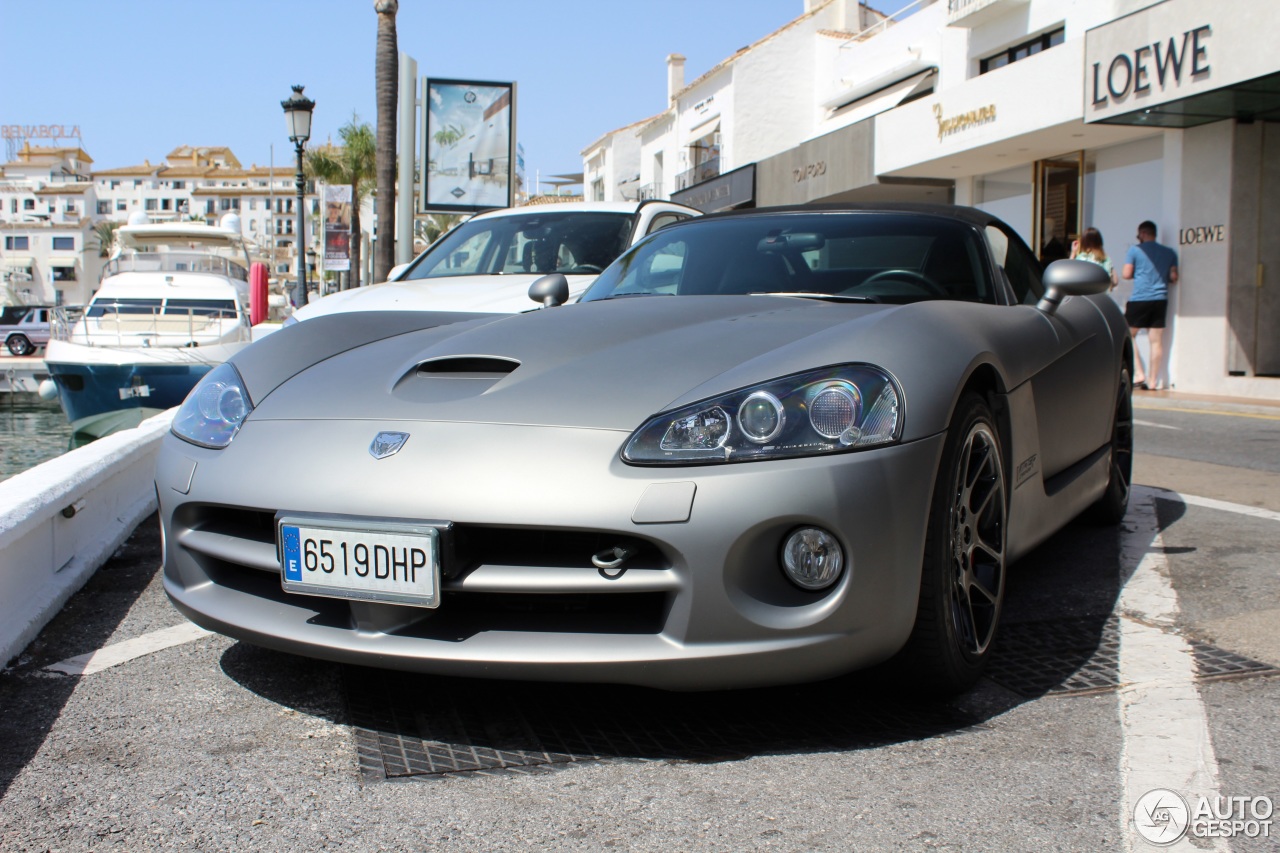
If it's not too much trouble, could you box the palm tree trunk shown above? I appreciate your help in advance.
[374,0,399,284]
[350,178,362,289]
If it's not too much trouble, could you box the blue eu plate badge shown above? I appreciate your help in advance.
[282,525,303,582]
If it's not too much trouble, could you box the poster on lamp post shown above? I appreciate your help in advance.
[421,78,516,213]
[323,184,351,271]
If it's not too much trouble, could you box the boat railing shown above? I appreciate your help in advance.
[104,252,249,282]
[52,306,251,347]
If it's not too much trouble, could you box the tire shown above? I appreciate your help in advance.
[897,393,1008,695]
[7,334,34,356]
[1082,368,1133,526]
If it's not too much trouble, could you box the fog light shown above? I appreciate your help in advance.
[781,527,844,590]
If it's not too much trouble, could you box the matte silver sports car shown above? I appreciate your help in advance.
[157,204,1131,693]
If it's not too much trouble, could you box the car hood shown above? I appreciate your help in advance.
[250,296,918,432]
[293,272,597,319]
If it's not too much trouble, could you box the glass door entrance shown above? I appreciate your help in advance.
[1033,154,1083,266]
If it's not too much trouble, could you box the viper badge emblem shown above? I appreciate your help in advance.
[369,431,410,459]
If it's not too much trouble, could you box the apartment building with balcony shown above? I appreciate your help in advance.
[0,144,97,305]
[582,0,888,212]
[1,143,335,306]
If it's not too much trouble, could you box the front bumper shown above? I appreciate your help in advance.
[158,419,944,690]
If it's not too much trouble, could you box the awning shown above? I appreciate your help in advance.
[822,67,936,113]
[2,257,34,268]
[48,258,77,267]
[684,116,721,147]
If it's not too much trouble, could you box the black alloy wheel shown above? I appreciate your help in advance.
[896,393,1007,695]
[945,416,1006,660]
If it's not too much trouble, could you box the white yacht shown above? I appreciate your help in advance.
[43,216,260,439]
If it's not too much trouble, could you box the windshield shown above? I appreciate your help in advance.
[580,212,998,305]
[401,210,635,280]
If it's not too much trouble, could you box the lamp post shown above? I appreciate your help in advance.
[281,85,314,310]
[306,247,317,295]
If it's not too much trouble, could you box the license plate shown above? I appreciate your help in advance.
[278,516,442,608]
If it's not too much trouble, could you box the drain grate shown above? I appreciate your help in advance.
[344,666,982,780]
[986,616,1121,696]
[987,616,1280,698]
[346,621,1278,779]
[1190,640,1280,682]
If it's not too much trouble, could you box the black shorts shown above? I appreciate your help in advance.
[1125,299,1167,329]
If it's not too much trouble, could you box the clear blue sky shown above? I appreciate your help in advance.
[3,0,917,193]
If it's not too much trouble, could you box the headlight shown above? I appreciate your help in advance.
[623,364,901,465]
[171,362,253,449]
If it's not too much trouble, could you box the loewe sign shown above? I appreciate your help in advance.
[1090,25,1211,107]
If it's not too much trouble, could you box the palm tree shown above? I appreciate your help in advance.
[413,213,462,250]
[373,0,399,284]
[91,220,120,258]
[305,117,376,287]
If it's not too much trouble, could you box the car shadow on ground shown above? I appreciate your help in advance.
[219,503,1182,780]
[0,515,165,800]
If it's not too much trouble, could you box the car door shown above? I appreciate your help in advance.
[989,224,1115,479]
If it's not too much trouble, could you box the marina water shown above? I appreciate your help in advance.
[0,398,75,482]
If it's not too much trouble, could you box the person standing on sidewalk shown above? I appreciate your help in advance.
[1122,220,1178,390]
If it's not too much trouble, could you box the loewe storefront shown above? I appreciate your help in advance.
[1086,0,1280,395]
[872,0,1280,398]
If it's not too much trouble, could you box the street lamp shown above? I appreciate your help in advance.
[306,247,317,295]
[281,84,314,309]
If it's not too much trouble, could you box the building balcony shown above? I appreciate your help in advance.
[946,0,1029,27]
[675,157,721,191]
[637,183,666,201]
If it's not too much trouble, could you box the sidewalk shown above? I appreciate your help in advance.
[1132,388,1280,417]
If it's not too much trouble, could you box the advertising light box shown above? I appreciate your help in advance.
[422,79,516,213]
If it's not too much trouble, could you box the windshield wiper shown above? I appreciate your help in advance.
[603,292,673,299]
[748,291,878,303]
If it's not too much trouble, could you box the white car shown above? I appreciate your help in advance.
[290,200,699,322]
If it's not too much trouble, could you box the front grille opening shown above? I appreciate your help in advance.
[396,591,669,639]
[178,504,275,546]
[451,527,668,576]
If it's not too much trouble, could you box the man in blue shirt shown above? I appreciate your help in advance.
[1122,220,1179,390]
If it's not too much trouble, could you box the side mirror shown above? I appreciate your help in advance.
[1037,259,1111,315]
[387,262,410,282]
[528,273,569,308]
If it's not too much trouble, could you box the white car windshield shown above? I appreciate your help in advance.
[401,211,635,280]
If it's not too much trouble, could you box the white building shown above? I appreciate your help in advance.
[0,145,98,306]
[583,0,1280,401]
[0,143,339,306]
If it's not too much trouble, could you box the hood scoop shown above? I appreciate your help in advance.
[416,355,520,378]
[394,355,520,405]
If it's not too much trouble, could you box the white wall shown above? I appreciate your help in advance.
[973,163,1033,244]
[0,411,173,668]
[1083,133,1165,308]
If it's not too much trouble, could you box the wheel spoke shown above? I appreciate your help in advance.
[969,559,1001,606]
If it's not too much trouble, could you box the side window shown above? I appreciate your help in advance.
[646,213,687,235]
[614,239,687,295]
[986,225,1043,304]
[422,229,493,277]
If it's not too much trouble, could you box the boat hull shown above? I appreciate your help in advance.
[44,340,247,439]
